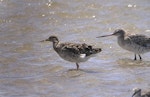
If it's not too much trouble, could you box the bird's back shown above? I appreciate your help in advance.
[120,34,150,54]
[128,35,150,48]
[54,42,101,62]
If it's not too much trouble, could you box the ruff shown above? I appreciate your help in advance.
[41,36,102,70]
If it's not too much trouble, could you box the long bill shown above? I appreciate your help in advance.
[96,34,114,38]
[40,38,49,42]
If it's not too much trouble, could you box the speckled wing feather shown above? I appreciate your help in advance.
[60,43,81,54]
[128,35,150,47]
[58,43,101,56]
[59,43,91,54]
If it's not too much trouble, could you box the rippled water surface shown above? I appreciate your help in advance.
[0,0,150,97]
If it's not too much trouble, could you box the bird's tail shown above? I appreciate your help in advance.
[86,48,102,56]
[92,48,102,54]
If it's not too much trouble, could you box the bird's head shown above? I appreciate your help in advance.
[112,29,125,36]
[40,36,59,43]
[96,29,125,38]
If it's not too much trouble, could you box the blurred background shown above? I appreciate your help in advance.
[0,0,150,97]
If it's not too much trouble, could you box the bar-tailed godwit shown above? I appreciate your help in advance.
[132,88,150,97]
[41,36,102,70]
[97,29,150,60]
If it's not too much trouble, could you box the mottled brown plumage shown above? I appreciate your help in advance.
[42,36,101,70]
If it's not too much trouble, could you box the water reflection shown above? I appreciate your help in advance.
[117,59,150,67]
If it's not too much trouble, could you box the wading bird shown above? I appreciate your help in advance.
[97,29,150,60]
[41,36,102,70]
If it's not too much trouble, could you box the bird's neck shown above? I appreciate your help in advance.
[52,41,59,50]
[117,34,125,45]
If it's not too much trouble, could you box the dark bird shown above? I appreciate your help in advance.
[41,36,102,70]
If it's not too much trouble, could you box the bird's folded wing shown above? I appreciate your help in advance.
[129,35,150,47]
[60,43,81,54]
[60,43,92,55]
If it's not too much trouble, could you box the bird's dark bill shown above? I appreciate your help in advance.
[40,38,49,42]
[96,34,113,38]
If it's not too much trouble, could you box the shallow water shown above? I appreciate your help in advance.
[0,0,150,97]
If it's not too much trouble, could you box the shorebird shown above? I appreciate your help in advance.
[41,36,102,70]
[97,29,150,60]
[132,88,150,97]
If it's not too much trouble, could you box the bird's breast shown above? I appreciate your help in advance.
[56,51,90,63]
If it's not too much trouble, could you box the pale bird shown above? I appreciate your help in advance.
[97,29,150,60]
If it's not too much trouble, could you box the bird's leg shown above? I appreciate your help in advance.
[134,54,137,60]
[76,63,79,70]
[138,54,142,60]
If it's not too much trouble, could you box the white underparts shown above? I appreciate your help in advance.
[80,54,86,58]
